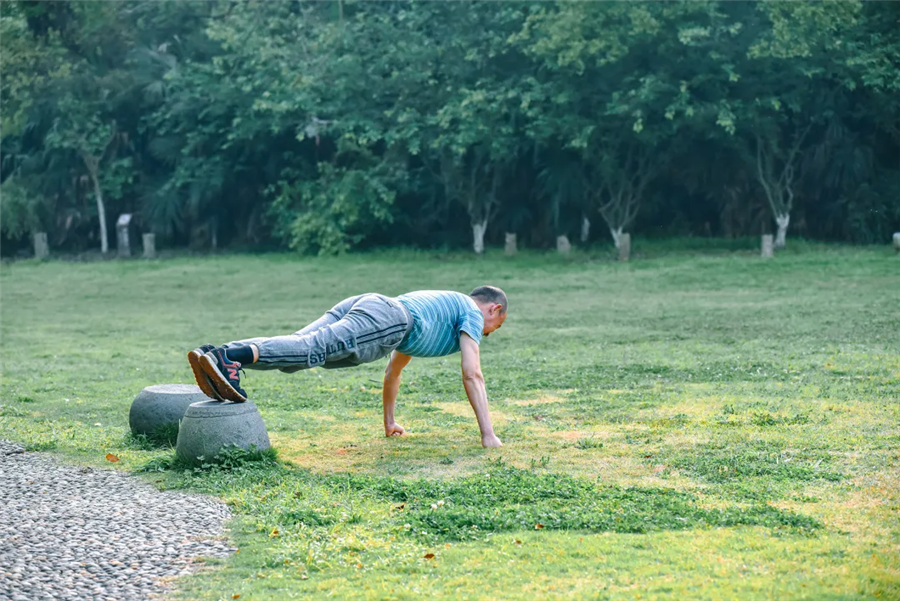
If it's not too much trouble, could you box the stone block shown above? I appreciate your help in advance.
[618,233,631,262]
[143,233,156,259]
[504,232,517,256]
[762,234,774,258]
[129,384,211,442]
[893,232,900,253]
[176,400,270,463]
[116,213,132,258]
[34,232,49,260]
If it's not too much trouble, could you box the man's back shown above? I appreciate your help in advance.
[395,290,484,357]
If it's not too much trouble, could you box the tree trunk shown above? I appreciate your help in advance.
[580,216,590,244]
[774,214,790,248]
[87,166,109,254]
[472,220,487,254]
[609,226,624,249]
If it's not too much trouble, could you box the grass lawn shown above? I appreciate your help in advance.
[1,242,898,600]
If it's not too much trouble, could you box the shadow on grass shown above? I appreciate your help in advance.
[146,457,822,542]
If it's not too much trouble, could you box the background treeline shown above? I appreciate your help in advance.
[2,1,898,256]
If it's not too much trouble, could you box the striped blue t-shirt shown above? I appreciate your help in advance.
[394,291,484,357]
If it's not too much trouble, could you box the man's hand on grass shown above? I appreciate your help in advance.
[385,423,406,437]
[481,433,503,448]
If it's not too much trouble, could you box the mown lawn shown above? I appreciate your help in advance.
[1,242,898,600]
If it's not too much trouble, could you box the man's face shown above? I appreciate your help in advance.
[482,304,507,337]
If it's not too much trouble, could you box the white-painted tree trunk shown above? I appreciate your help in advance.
[774,214,790,248]
[89,169,109,254]
[472,220,487,254]
[609,226,624,249]
[580,216,590,244]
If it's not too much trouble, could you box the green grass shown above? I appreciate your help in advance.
[1,243,898,600]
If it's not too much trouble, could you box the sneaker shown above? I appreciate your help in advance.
[187,344,223,401]
[199,346,248,402]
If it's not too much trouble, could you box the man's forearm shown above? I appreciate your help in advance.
[382,372,401,427]
[462,374,495,438]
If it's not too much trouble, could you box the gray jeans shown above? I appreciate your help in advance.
[226,294,412,372]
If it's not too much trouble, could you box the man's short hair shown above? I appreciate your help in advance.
[470,285,508,314]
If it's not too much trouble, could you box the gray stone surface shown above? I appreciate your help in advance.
[504,232,517,256]
[618,233,631,262]
[33,233,49,260]
[176,401,270,463]
[762,234,774,258]
[142,233,156,259]
[893,232,900,253]
[129,384,212,438]
[0,439,233,601]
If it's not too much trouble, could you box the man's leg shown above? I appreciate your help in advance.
[252,294,410,370]
[220,295,364,372]
[195,295,409,401]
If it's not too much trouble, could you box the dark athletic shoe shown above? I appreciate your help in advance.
[187,344,222,401]
[199,347,248,403]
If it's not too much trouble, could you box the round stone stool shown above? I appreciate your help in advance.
[129,384,211,442]
[175,400,270,463]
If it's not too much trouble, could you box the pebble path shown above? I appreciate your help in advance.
[0,440,234,601]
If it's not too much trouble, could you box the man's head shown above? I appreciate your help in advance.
[470,285,507,336]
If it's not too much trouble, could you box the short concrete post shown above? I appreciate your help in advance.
[142,233,156,259]
[129,384,211,444]
[176,400,270,464]
[556,235,571,255]
[761,234,774,258]
[893,232,900,254]
[116,213,132,258]
[618,233,631,262]
[504,232,517,256]
[33,232,49,259]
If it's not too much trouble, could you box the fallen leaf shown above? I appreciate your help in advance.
[105,453,120,463]
[424,553,435,560]
[232,595,240,599]
[336,448,348,455]
[515,540,522,545]
[301,574,309,580]
[270,528,280,537]
[395,504,405,511]
[535,524,544,530]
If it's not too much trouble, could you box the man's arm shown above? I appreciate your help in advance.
[460,333,502,448]
[383,350,412,436]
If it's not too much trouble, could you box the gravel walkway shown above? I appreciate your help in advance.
[0,440,234,601]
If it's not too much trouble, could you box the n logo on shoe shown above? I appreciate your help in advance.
[227,368,239,379]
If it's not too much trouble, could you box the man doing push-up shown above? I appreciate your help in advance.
[188,286,507,447]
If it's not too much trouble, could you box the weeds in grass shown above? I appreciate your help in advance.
[670,440,842,484]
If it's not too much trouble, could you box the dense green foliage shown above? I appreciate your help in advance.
[2,1,898,255]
